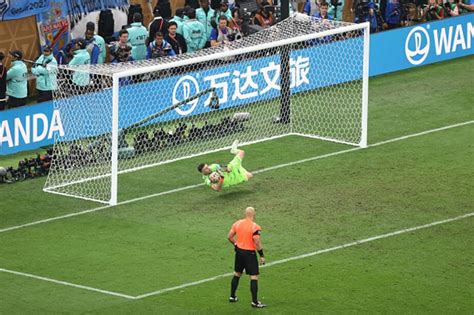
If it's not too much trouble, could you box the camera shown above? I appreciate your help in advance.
[355,0,371,20]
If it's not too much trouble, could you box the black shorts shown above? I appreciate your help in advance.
[234,247,259,275]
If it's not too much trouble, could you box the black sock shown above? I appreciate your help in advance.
[250,279,258,303]
[230,275,240,297]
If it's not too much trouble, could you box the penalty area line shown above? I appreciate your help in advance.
[0,268,136,300]
[0,120,472,235]
[134,211,474,299]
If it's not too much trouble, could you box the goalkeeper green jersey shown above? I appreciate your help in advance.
[203,157,248,188]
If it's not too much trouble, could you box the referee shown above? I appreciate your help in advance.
[227,207,266,308]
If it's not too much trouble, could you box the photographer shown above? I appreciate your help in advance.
[147,32,176,59]
[110,29,134,63]
[328,0,344,20]
[31,45,57,103]
[423,0,444,20]
[380,0,405,29]
[211,16,233,47]
[353,0,378,33]
[254,2,275,28]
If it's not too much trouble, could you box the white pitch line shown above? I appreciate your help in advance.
[134,211,474,299]
[0,120,472,235]
[0,268,135,300]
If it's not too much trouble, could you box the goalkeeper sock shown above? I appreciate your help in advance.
[250,279,258,303]
[230,140,239,154]
[230,275,240,298]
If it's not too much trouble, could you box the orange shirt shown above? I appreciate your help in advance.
[231,218,262,251]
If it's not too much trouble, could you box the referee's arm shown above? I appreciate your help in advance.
[253,234,266,265]
[228,228,237,246]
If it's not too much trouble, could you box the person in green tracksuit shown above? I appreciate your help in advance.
[31,45,57,103]
[196,0,216,45]
[69,39,91,89]
[183,8,207,52]
[127,13,148,61]
[6,50,28,108]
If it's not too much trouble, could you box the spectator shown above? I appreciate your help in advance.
[183,8,207,52]
[84,27,101,64]
[254,3,275,28]
[6,50,27,108]
[56,41,75,65]
[196,0,216,47]
[128,12,148,61]
[31,46,58,103]
[147,32,176,59]
[165,21,188,55]
[69,39,91,89]
[211,16,233,47]
[229,8,243,34]
[169,8,187,35]
[444,1,459,16]
[304,0,321,16]
[328,0,345,21]
[0,52,6,110]
[148,7,169,43]
[86,22,106,64]
[423,0,444,20]
[110,29,134,63]
[380,0,405,29]
[313,1,333,19]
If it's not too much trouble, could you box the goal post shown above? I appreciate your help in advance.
[44,15,370,205]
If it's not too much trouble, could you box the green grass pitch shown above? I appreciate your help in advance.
[0,56,473,313]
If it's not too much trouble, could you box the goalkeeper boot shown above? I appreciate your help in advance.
[229,296,238,303]
[251,301,267,308]
[230,140,240,154]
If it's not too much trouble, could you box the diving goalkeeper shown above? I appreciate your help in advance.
[197,140,253,192]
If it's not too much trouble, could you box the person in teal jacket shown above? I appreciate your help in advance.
[31,45,57,103]
[183,8,207,52]
[127,13,148,61]
[169,8,187,35]
[196,0,215,45]
[69,39,91,88]
[6,50,28,108]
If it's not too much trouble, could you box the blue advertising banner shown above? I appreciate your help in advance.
[0,0,49,21]
[0,102,63,155]
[369,13,474,76]
[58,39,363,142]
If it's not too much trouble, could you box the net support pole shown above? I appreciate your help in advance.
[280,0,291,124]
[110,75,119,205]
[360,22,370,148]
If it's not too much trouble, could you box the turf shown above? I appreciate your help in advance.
[0,55,473,314]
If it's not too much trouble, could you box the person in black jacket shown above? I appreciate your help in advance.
[148,7,169,44]
[0,52,6,110]
[164,21,188,55]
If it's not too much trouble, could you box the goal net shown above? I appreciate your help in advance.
[44,14,369,205]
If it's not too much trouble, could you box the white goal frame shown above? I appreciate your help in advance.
[44,17,370,205]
